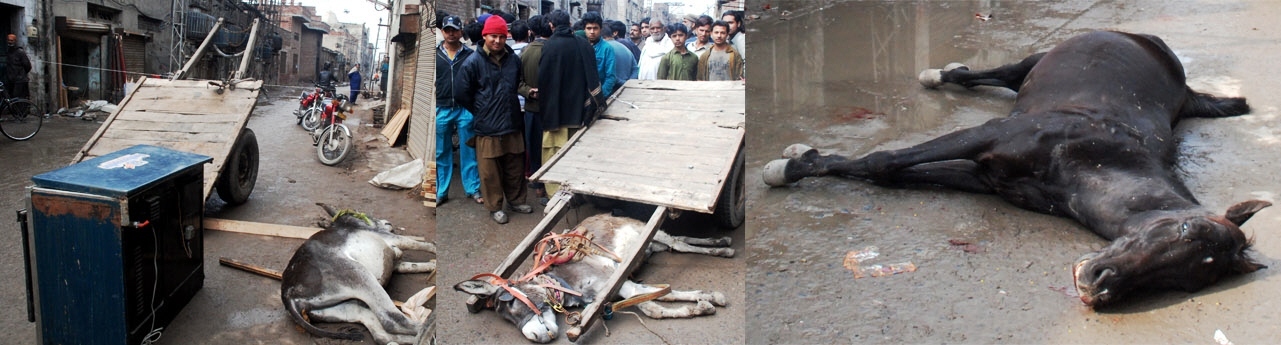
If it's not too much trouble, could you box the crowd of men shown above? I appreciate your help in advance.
[436,9,746,224]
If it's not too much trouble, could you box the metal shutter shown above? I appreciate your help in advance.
[409,12,435,161]
[122,36,146,78]
[398,44,417,116]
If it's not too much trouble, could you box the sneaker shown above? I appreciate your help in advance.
[492,210,509,224]
[509,204,533,214]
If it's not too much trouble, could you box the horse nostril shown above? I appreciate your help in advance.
[1093,267,1116,283]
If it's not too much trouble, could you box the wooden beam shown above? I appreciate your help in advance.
[218,257,282,280]
[205,218,321,239]
[566,206,668,341]
[204,218,427,242]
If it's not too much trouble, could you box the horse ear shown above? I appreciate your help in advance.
[1231,253,1267,274]
[316,203,339,217]
[1225,200,1271,226]
[454,280,501,297]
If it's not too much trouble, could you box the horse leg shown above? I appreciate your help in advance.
[310,301,422,344]
[920,52,1045,91]
[395,260,437,273]
[654,288,728,307]
[765,120,1006,186]
[651,231,734,258]
[343,273,424,337]
[619,281,717,318]
[381,233,438,253]
[875,160,994,193]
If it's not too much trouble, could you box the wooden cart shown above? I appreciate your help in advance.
[465,79,746,341]
[70,17,265,205]
[70,78,263,205]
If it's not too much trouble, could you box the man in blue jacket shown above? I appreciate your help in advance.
[347,66,361,105]
[457,15,532,224]
[435,15,483,205]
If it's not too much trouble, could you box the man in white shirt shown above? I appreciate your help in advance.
[636,17,673,80]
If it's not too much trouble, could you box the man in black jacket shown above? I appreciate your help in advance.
[5,34,31,99]
[435,15,483,205]
[457,15,532,224]
[537,9,602,195]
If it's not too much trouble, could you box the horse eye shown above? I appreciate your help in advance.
[1203,256,1214,264]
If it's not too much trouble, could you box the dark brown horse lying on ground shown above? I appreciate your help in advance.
[763,30,1270,308]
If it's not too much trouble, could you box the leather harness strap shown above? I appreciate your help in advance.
[611,284,672,312]
[470,273,542,315]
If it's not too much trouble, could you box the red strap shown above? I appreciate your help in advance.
[471,273,541,314]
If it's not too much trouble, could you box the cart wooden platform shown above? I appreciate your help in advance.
[465,80,745,341]
[70,77,264,205]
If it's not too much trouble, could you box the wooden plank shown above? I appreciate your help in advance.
[218,257,283,280]
[600,107,745,127]
[114,110,245,123]
[540,173,718,212]
[204,218,428,242]
[621,79,743,91]
[465,192,575,312]
[100,130,233,144]
[205,218,321,239]
[123,97,253,116]
[616,88,745,101]
[571,132,739,158]
[381,108,411,143]
[104,119,240,133]
[86,139,226,158]
[566,206,667,342]
[579,122,748,144]
[547,157,724,182]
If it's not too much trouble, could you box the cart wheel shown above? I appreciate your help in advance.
[217,128,259,205]
[713,147,745,229]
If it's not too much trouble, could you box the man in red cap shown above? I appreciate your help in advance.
[456,15,532,224]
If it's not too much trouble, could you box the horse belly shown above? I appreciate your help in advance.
[341,232,396,285]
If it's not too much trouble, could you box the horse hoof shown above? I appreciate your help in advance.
[763,159,795,187]
[717,248,736,258]
[709,292,728,306]
[696,300,717,314]
[943,62,969,72]
[782,143,816,159]
[918,69,944,88]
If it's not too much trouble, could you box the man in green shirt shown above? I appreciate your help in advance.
[657,23,698,81]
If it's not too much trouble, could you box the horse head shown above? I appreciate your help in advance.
[1074,200,1270,307]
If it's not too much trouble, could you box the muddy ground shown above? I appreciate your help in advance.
[0,85,435,344]
[747,0,1281,343]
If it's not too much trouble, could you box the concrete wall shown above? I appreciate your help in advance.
[0,0,45,107]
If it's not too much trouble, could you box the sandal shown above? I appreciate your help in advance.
[468,193,485,204]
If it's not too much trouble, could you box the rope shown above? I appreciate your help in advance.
[34,59,344,92]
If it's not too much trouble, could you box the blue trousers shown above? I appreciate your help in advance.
[437,106,480,199]
[349,89,359,104]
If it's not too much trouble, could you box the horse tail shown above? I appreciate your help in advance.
[283,295,364,341]
[1181,90,1250,118]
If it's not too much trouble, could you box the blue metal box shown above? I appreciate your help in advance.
[28,145,211,345]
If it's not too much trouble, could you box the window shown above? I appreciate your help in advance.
[88,3,121,23]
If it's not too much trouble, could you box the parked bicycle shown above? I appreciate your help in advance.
[0,82,42,141]
[311,96,352,165]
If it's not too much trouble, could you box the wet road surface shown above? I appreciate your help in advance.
[747,0,1281,343]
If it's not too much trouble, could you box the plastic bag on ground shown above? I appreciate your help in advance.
[369,158,424,189]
